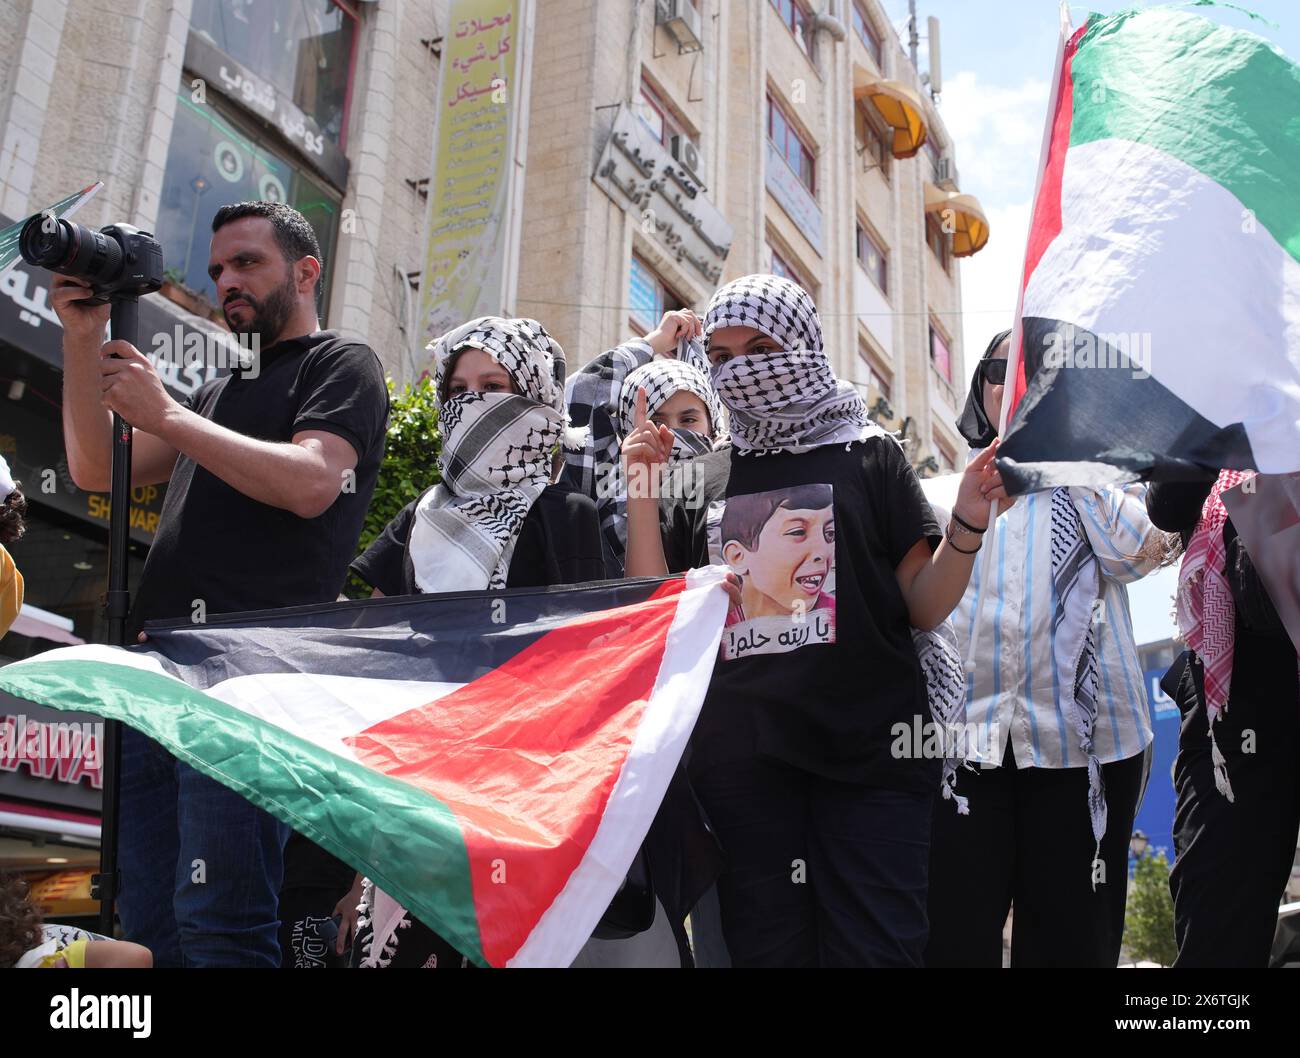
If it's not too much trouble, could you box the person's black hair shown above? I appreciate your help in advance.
[211,201,322,290]
[0,486,27,547]
[956,328,1013,449]
[721,483,833,551]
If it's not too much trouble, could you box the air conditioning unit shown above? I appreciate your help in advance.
[935,154,958,189]
[656,0,704,54]
[669,134,704,180]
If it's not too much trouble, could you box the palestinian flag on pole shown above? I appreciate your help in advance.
[0,570,728,967]
[996,6,1300,493]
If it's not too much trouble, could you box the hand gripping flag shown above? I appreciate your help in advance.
[995,7,1300,493]
[0,569,730,967]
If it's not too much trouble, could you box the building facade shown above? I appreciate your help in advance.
[0,0,985,870]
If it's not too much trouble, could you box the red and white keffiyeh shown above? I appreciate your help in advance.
[1176,468,1253,800]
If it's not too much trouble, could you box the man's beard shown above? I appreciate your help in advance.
[223,271,296,344]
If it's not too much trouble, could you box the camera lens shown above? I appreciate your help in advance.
[18,213,74,268]
[18,215,124,285]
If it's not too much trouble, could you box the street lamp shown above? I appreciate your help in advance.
[1130,830,1149,860]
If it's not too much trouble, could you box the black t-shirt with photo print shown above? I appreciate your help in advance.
[662,437,942,791]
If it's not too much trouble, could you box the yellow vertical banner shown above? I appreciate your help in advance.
[416,0,525,369]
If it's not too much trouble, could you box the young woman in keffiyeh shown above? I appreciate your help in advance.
[561,309,727,575]
[924,330,1170,969]
[1146,472,1300,966]
[347,316,606,967]
[623,273,1008,967]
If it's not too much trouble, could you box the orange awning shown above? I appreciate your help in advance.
[924,184,990,257]
[853,75,928,159]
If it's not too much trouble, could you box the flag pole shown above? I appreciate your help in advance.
[964,0,1072,672]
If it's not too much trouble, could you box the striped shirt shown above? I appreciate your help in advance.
[560,339,654,574]
[951,483,1162,769]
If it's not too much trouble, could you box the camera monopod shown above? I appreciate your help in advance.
[19,213,164,935]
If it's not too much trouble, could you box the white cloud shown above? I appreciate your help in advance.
[958,198,1031,384]
[937,69,1050,383]
[938,70,1050,203]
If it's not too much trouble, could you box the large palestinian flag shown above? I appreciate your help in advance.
[0,570,728,967]
[996,7,1300,493]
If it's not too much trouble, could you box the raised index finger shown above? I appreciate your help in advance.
[635,385,648,429]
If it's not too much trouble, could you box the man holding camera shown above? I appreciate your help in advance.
[54,201,389,967]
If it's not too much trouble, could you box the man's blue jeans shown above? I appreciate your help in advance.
[117,725,290,967]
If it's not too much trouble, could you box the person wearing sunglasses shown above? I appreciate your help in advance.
[925,329,1173,968]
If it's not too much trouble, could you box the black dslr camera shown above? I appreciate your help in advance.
[19,213,164,303]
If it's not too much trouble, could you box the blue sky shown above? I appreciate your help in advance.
[880,0,1299,644]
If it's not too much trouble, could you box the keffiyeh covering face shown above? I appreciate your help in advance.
[617,359,724,463]
[702,274,883,454]
[410,316,567,593]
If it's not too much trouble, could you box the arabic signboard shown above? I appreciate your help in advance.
[184,32,350,189]
[0,695,102,816]
[765,139,823,256]
[593,105,733,286]
[416,0,530,360]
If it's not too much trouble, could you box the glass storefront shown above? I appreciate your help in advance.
[188,0,358,148]
[157,90,342,314]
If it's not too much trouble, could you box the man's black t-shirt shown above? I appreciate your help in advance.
[129,330,389,634]
[351,482,606,595]
[662,437,942,792]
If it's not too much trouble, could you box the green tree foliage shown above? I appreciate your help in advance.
[1122,850,1178,966]
[343,377,441,598]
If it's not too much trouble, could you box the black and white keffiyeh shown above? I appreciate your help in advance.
[617,359,725,452]
[410,316,567,593]
[703,275,883,454]
[1049,486,1106,880]
[912,622,971,815]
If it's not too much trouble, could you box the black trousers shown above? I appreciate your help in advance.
[925,745,1145,967]
[1169,649,1300,967]
[692,755,933,968]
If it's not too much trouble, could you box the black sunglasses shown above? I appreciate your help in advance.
[980,358,1008,386]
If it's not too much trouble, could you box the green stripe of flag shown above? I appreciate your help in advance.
[1069,8,1300,263]
[0,659,487,966]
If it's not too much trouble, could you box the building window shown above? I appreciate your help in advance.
[636,77,700,164]
[767,95,816,194]
[854,102,891,180]
[768,243,813,294]
[930,319,953,385]
[852,1,884,67]
[189,0,359,150]
[769,0,813,57]
[926,212,951,272]
[636,84,666,143]
[861,352,891,401]
[157,91,342,314]
[629,255,685,334]
[856,221,888,296]
[924,134,944,183]
[933,433,957,473]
